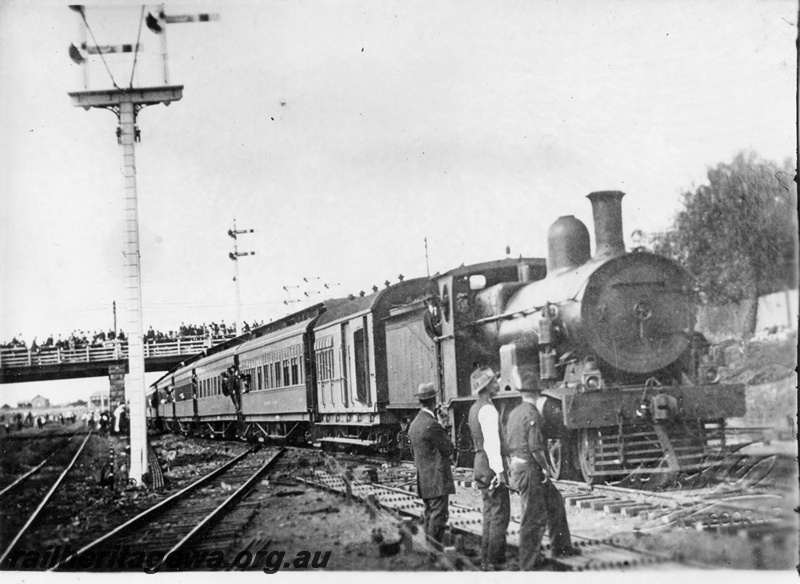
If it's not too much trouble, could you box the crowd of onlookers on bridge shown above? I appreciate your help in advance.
[1,320,267,353]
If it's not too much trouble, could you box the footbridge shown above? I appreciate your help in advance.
[0,339,227,385]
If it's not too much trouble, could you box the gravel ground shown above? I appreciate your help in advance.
[1,428,796,572]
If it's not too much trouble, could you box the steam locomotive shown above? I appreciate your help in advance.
[150,191,745,483]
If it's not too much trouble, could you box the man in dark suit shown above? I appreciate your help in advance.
[409,382,455,550]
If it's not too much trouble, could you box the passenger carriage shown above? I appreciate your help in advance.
[193,343,239,438]
[235,305,323,444]
[311,280,430,452]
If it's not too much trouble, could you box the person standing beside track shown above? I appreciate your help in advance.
[113,402,125,434]
[505,367,581,570]
[467,367,510,571]
[408,382,456,551]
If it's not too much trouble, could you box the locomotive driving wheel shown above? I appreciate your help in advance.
[577,428,600,485]
[547,436,579,480]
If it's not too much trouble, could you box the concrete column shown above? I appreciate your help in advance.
[120,98,147,486]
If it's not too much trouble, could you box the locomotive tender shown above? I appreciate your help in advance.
[151,191,745,483]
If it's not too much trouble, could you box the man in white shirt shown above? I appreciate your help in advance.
[113,402,125,434]
[467,367,510,570]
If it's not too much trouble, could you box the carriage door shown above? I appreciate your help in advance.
[353,316,370,405]
[191,371,199,421]
[170,378,176,420]
[340,323,350,407]
[234,362,245,431]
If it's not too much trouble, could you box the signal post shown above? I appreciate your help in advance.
[68,6,216,486]
[68,86,183,485]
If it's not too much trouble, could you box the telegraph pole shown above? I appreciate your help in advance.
[67,6,216,487]
[228,220,255,335]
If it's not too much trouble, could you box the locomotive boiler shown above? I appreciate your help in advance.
[443,191,745,482]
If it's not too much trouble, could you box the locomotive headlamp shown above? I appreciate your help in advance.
[581,357,603,391]
[584,374,602,391]
[701,365,720,384]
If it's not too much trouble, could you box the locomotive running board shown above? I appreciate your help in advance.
[318,437,376,447]
[556,383,746,429]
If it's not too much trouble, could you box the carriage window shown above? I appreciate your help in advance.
[318,347,334,381]
[291,357,299,385]
[275,362,282,387]
[283,360,290,386]
[257,366,263,390]
[299,354,305,384]
[469,274,487,290]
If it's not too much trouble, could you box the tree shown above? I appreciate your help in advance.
[653,151,797,333]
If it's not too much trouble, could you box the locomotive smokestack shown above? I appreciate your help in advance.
[587,191,626,258]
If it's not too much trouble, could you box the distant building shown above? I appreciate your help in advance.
[90,391,110,410]
[31,395,50,409]
[1,404,10,410]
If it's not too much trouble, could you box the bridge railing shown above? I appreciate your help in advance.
[0,338,226,368]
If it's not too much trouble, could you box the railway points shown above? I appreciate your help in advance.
[0,428,796,572]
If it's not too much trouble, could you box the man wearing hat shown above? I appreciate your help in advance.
[467,366,510,570]
[422,289,442,339]
[409,382,455,549]
[505,367,580,570]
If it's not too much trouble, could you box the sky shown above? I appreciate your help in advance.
[0,0,796,404]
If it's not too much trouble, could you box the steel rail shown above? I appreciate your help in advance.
[299,470,703,571]
[51,445,257,571]
[0,429,84,499]
[0,431,93,567]
[154,447,286,571]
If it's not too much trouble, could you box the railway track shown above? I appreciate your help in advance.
[51,446,285,572]
[0,428,84,498]
[0,431,94,567]
[2,428,792,572]
[551,448,795,535]
[300,439,796,570]
[299,467,696,571]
